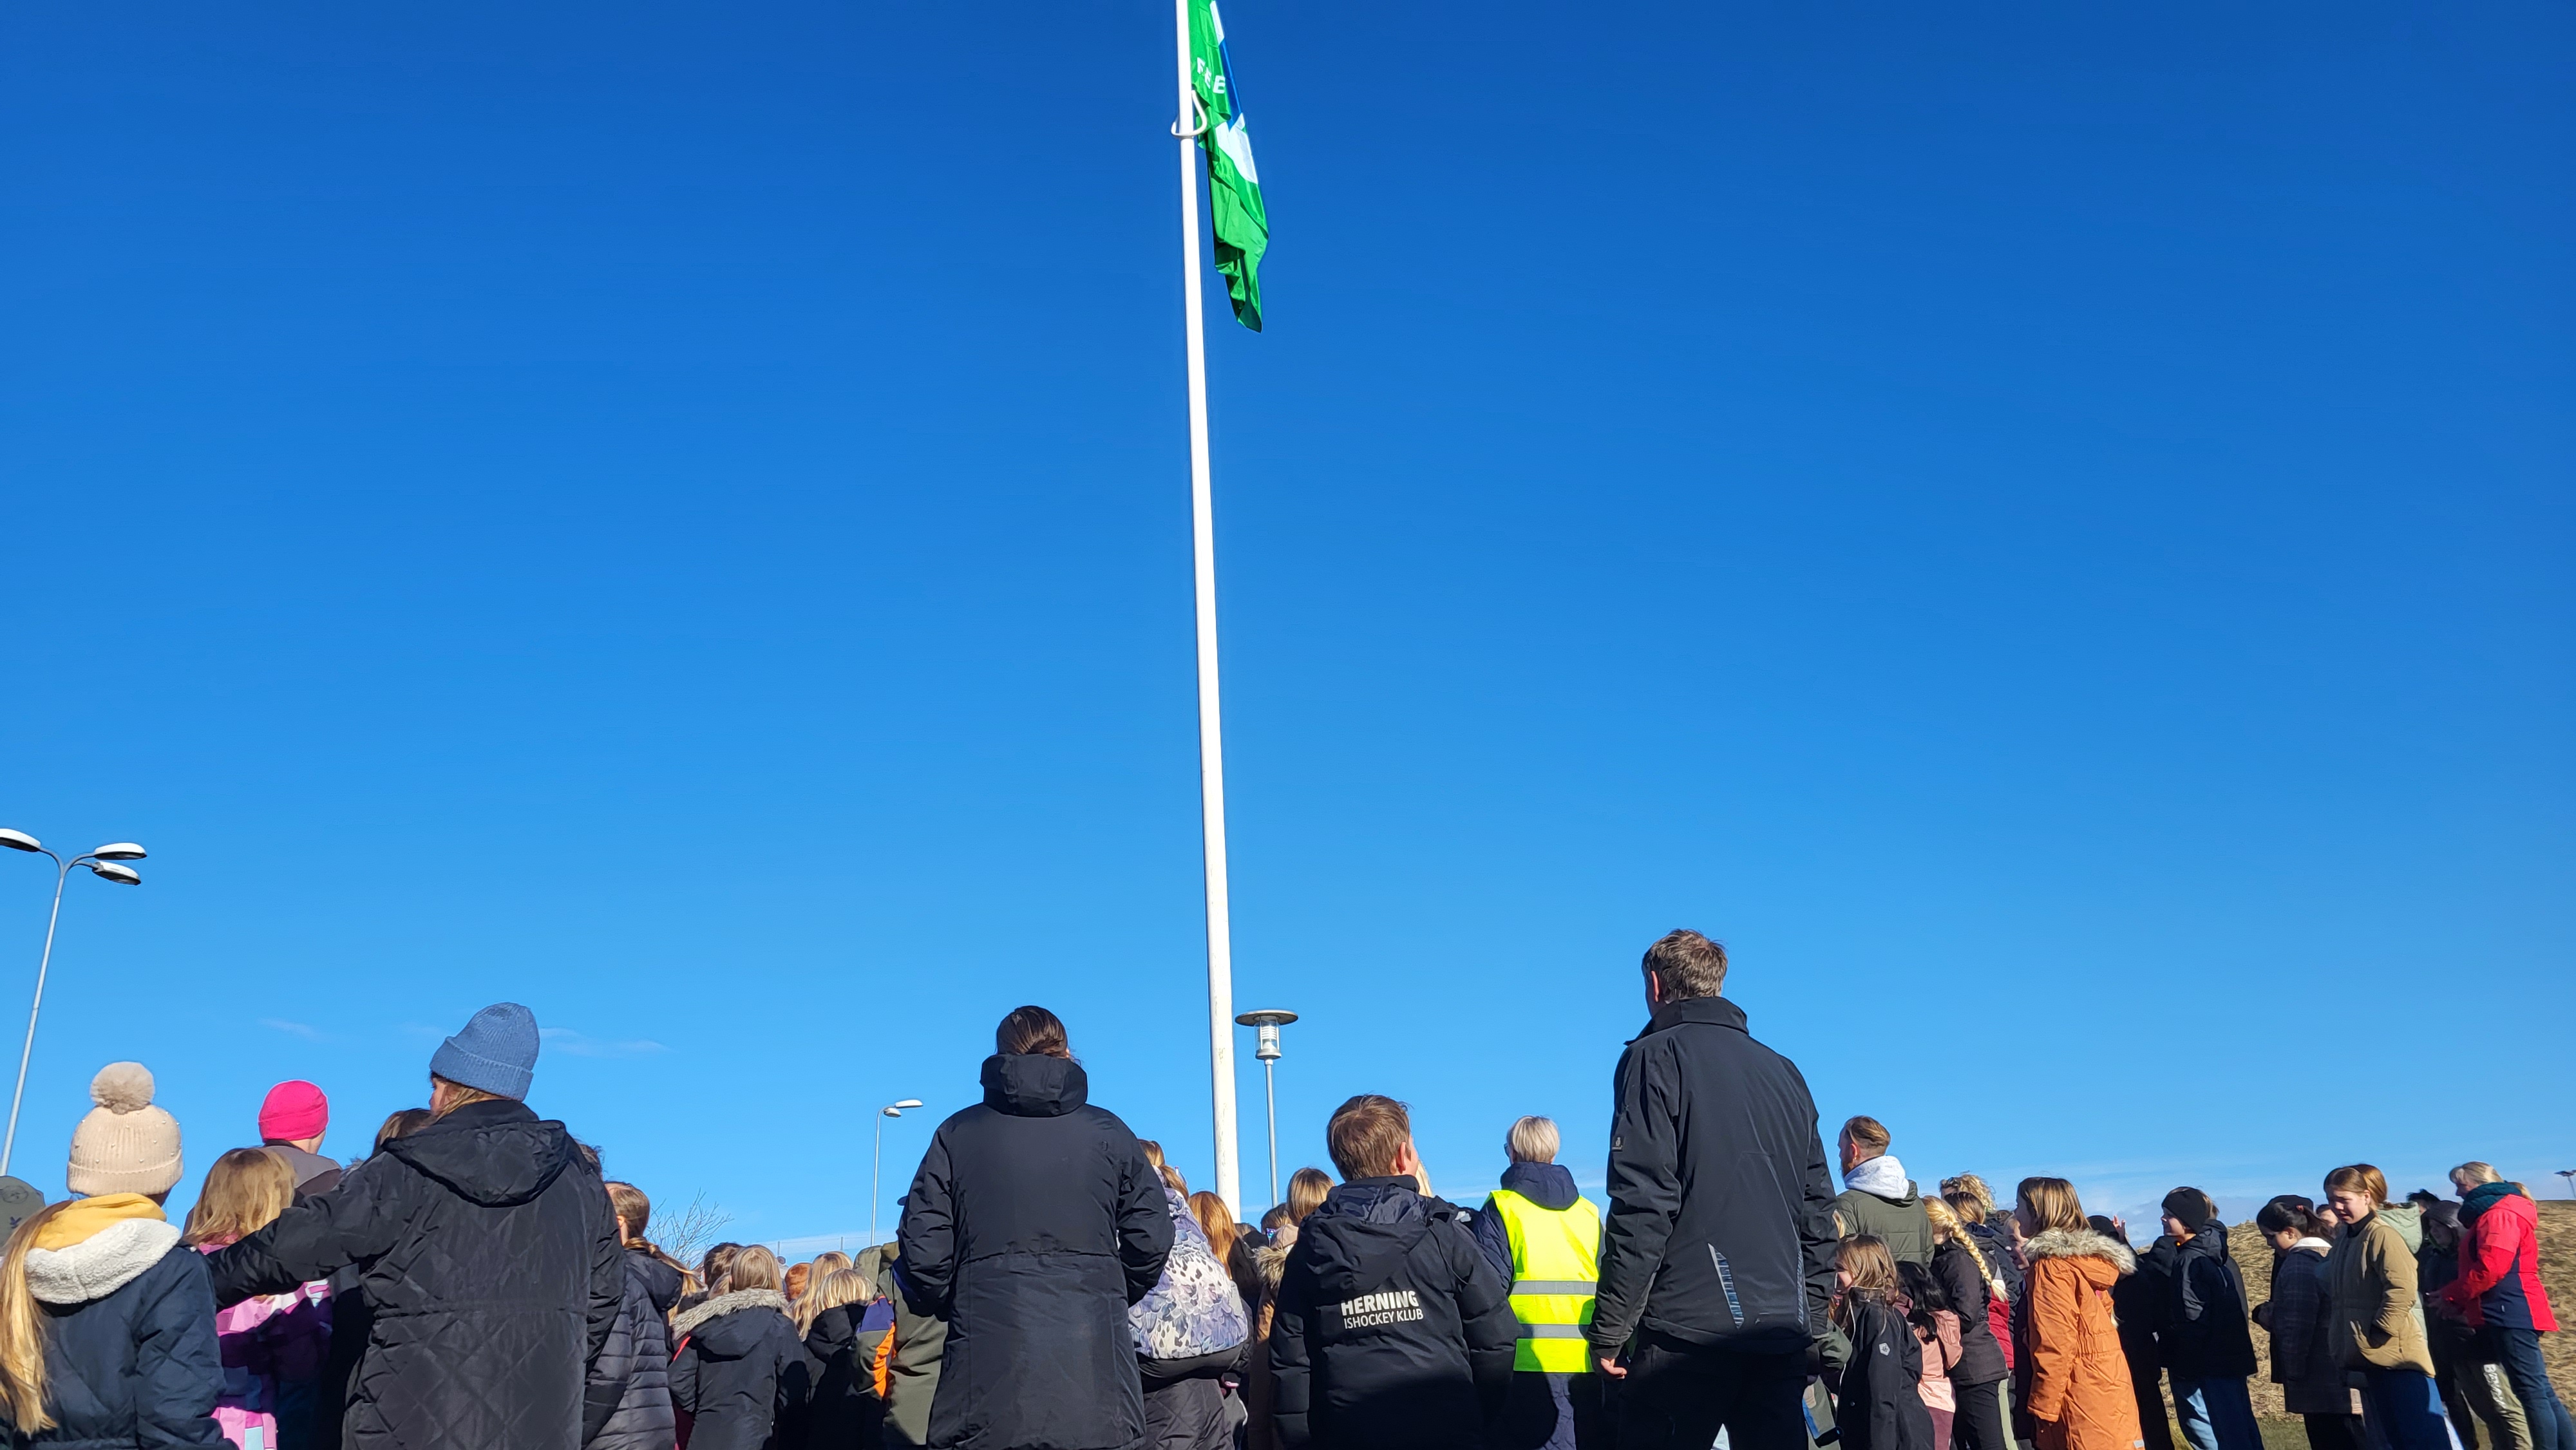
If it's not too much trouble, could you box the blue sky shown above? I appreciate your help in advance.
[1,1,2568,1248]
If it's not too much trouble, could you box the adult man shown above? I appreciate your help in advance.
[1589,930,1837,1450]
[1833,1116,1933,1265]
[209,1003,624,1450]
[258,1078,343,1198]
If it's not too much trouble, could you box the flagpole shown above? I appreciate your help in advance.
[1175,0,1243,1218]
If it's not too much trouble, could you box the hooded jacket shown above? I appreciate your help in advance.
[2329,1210,2433,1373]
[207,1098,625,1450]
[2011,1228,2141,1450]
[670,1290,809,1450]
[585,1247,682,1450]
[1929,1239,2007,1388]
[896,1053,1172,1450]
[1837,1292,1936,1450]
[1836,1158,1935,1267]
[1269,1176,1517,1450]
[2442,1185,2557,1333]
[2163,1221,2257,1381]
[802,1299,891,1450]
[2262,1241,2350,1417]
[1589,995,1837,1359]
[14,1195,226,1447]
[265,1144,344,1201]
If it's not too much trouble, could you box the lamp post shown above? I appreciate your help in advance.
[0,831,146,1178]
[2557,1169,2575,1200]
[871,1098,924,1244]
[1235,1009,1297,1211]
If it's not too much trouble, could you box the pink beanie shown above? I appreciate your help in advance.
[259,1080,328,1142]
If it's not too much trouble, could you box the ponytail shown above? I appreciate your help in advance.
[0,1201,72,1433]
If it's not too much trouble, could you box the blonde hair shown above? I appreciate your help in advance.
[727,1245,783,1294]
[1940,1173,1994,1223]
[2450,1162,2502,1188]
[793,1268,869,1336]
[430,1074,508,1119]
[2324,1164,2389,1207]
[183,1147,296,1248]
[1923,1194,2007,1303]
[810,1250,852,1279]
[0,1202,73,1432]
[1285,1167,1332,1225]
[2016,1177,2087,1234]
[1832,1235,1899,1334]
[1505,1116,1560,1165]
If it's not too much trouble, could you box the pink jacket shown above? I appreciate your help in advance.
[196,1243,333,1450]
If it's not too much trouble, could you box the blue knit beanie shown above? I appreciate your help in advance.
[430,1003,540,1100]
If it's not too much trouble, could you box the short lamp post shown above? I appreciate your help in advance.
[871,1098,925,1244]
[2557,1169,2575,1201]
[1235,1009,1298,1211]
[0,831,146,1178]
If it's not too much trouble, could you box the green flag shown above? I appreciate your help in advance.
[1189,0,1267,331]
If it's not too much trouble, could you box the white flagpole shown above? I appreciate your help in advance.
[1174,0,1243,1217]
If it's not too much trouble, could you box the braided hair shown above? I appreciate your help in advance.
[1924,1192,2008,1303]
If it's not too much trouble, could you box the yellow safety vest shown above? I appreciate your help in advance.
[1488,1187,1600,1373]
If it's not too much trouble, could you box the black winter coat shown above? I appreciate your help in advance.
[207,1098,625,1450]
[800,1301,887,1450]
[585,1248,682,1450]
[1835,1294,1935,1450]
[15,1231,225,1447]
[671,1292,810,1450]
[896,1053,1172,1450]
[2164,1224,2257,1381]
[1590,995,1837,1359]
[1932,1240,2009,1388]
[1269,1176,1517,1450]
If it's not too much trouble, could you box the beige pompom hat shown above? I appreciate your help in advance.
[66,1062,183,1198]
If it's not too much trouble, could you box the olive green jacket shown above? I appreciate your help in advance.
[1834,1183,1935,1266]
[2329,1210,2434,1374]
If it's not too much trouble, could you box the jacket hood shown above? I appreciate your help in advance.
[2378,1203,2424,1253]
[1631,992,1749,1044]
[671,1288,791,1352]
[806,1302,862,1350]
[1497,1162,1581,1212]
[25,1214,182,1306]
[1842,1154,1916,1203]
[979,1053,1088,1118]
[2023,1227,2137,1276]
[629,1247,685,1313]
[2176,1221,2233,1263]
[383,1099,576,1207]
[1302,1177,1454,1300]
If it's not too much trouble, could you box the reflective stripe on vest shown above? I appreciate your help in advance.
[1490,1187,1601,1373]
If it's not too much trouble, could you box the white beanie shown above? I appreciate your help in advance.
[66,1063,182,1198]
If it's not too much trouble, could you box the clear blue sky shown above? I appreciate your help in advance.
[2,2,2568,1247]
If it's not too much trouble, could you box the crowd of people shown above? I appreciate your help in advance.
[0,936,2559,1450]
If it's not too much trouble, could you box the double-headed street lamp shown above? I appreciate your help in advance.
[0,830,147,1177]
[1235,1009,1297,1211]
[871,1098,925,1245]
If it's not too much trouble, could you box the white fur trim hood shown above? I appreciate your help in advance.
[670,1288,790,1339]
[2020,1227,2136,1274]
[25,1217,183,1306]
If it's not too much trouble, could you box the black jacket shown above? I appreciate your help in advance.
[586,1248,683,1450]
[207,1098,625,1450]
[800,1301,888,1450]
[1269,1176,1517,1450]
[2164,1223,2257,1380]
[1589,995,1837,1357]
[896,1053,1172,1450]
[671,1292,811,1450]
[1835,1294,1935,1450]
[19,1230,225,1447]
[2114,1237,2175,1374]
[1931,1239,2008,1388]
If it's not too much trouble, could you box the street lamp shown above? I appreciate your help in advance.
[2557,1169,2575,1200]
[0,831,147,1176]
[1235,1009,1298,1212]
[871,1098,925,1245]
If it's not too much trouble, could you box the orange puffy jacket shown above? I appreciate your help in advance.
[2014,1228,2143,1450]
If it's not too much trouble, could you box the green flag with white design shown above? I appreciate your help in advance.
[1189,0,1267,331]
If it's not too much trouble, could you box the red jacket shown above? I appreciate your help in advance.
[2441,1187,2556,1332]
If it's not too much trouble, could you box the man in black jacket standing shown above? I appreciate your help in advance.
[1589,930,1838,1450]
[209,1003,625,1450]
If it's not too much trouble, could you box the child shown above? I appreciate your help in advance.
[1834,1236,1937,1450]
[2251,1198,2360,1450]
[183,1148,334,1450]
[1899,1258,1964,1449]
[1269,1095,1515,1450]
[2012,1178,2143,1450]
[2159,1189,2261,1450]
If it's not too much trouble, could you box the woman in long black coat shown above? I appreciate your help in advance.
[895,1006,1173,1450]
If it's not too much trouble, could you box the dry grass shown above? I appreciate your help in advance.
[2225,1198,2575,1417]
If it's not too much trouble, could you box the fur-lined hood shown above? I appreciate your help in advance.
[2021,1228,2136,1274]
[670,1286,790,1341]
[26,1216,184,1306]
[1254,1241,1289,1292]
